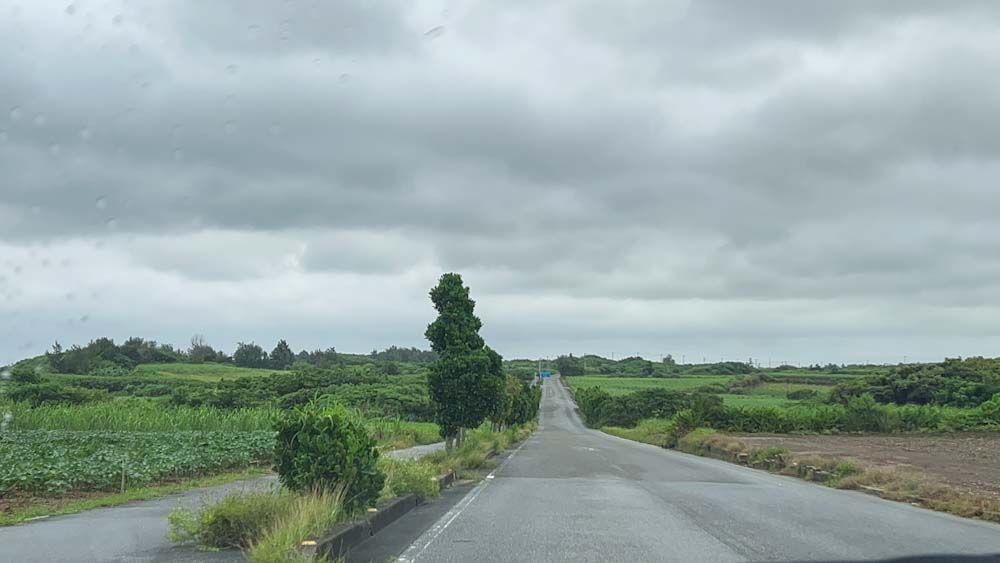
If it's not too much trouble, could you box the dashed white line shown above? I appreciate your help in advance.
[396,437,530,563]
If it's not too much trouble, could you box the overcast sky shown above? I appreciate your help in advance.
[2,0,1000,366]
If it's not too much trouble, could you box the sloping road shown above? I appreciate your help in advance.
[0,441,443,563]
[397,377,1000,562]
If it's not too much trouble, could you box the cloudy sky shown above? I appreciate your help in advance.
[2,0,999,366]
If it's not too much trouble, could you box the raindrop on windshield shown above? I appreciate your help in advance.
[79,127,92,141]
[424,26,445,39]
[338,73,351,83]
[9,106,22,121]
[106,218,118,229]
[65,4,76,15]
[95,196,108,210]
[33,113,47,126]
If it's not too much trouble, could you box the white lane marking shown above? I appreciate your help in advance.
[396,438,530,563]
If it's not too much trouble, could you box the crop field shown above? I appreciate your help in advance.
[132,362,276,381]
[567,375,836,409]
[3,401,277,432]
[566,375,731,395]
[721,382,833,406]
[721,394,797,408]
[761,367,883,381]
[0,430,274,495]
[0,401,440,503]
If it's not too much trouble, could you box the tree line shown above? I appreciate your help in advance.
[38,336,437,375]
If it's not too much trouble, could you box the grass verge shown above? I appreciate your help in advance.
[617,425,1000,524]
[0,468,267,526]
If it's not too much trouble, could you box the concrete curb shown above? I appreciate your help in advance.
[302,470,457,560]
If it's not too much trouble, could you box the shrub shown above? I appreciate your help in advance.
[8,383,107,406]
[676,427,716,453]
[841,394,893,432]
[979,393,1000,424]
[10,364,41,385]
[671,409,704,438]
[169,489,295,549]
[273,401,384,513]
[379,458,439,500]
[787,389,818,401]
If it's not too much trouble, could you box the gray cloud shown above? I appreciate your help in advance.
[2,0,1000,364]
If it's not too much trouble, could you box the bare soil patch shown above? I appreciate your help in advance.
[738,432,1000,500]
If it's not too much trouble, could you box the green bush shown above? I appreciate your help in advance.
[379,458,439,499]
[169,489,295,549]
[979,393,1000,424]
[676,427,716,453]
[273,401,384,513]
[841,394,893,432]
[8,383,107,406]
[786,388,818,401]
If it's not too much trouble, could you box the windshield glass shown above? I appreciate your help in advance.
[1,2,999,562]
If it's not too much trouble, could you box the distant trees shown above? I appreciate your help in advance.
[269,339,295,370]
[555,354,584,376]
[831,357,1000,407]
[370,346,438,363]
[233,342,268,368]
[296,347,339,368]
[188,335,218,364]
[425,273,506,449]
[45,337,183,375]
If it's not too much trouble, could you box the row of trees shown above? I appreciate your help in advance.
[425,273,541,449]
[40,335,443,377]
[44,336,307,373]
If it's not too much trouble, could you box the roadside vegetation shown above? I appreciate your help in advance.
[576,357,1000,523]
[661,428,1000,524]
[568,356,1000,436]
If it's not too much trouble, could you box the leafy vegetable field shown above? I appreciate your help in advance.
[0,431,273,495]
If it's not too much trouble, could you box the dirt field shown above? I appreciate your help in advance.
[738,432,1000,500]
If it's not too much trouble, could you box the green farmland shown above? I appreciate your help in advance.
[566,376,731,395]
[132,362,277,382]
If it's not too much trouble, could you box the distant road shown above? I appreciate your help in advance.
[397,377,1000,562]
[0,441,444,563]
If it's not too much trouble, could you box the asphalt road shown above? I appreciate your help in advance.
[396,376,1000,563]
[0,441,443,563]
